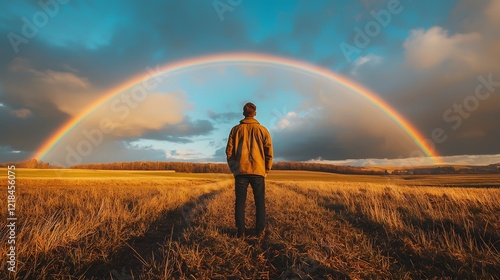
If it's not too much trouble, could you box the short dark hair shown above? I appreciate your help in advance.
[243,102,256,117]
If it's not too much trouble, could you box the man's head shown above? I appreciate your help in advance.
[243,102,257,117]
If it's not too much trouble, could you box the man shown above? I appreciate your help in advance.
[226,102,273,239]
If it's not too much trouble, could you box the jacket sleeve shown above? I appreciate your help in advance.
[226,127,237,173]
[264,129,273,172]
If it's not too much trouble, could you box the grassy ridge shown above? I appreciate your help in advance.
[0,169,499,278]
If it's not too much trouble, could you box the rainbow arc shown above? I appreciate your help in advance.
[34,52,440,162]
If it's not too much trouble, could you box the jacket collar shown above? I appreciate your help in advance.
[240,117,260,124]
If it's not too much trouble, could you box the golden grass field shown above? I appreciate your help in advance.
[1,168,499,279]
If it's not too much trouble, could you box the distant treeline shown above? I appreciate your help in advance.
[1,159,499,175]
[273,161,385,175]
[72,161,231,173]
[0,158,54,169]
[68,161,387,175]
[392,164,500,175]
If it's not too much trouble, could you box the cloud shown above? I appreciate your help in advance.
[270,99,420,161]
[441,154,500,166]
[1,102,33,119]
[78,140,167,164]
[9,57,90,89]
[138,117,215,143]
[210,146,225,159]
[207,110,240,123]
[42,92,213,164]
[272,111,298,131]
[403,26,481,70]
[0,145,30,162]
[350,54,382,76]
[165,149,210,161]
[0,98,67,154]
[388,1,500,159]
[11,108,32,118]
[88,91,192,138]
[5,57,94,116]
[485,0,500,28]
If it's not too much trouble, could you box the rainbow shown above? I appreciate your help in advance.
[34,52,440,162]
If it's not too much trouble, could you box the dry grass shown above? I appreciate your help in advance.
[0,170,499,279]
[0,173,230,279]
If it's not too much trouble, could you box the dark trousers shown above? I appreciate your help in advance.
[235,175,266,232]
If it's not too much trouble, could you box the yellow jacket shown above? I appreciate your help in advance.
[226,117,273,177]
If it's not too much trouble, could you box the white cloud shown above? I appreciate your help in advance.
[165,149,208,161]
[350,54,382,76]
[440,154,500,165]
[353,54,382,67]
[273,111,298,130]
[403,26,481,70]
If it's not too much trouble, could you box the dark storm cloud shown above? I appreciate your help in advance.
[271,107,411,161]
[0,100,67,155]
[400,17,499,156]
[0,145,30,162]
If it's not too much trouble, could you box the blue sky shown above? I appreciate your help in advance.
[1,0,499,166]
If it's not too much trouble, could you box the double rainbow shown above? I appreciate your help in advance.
[34,52,439,162]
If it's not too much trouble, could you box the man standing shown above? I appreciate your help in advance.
[226,102,273,239]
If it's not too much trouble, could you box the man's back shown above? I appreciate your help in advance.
[226,117,273,177]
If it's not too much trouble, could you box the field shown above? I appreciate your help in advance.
[1,169,499,279]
